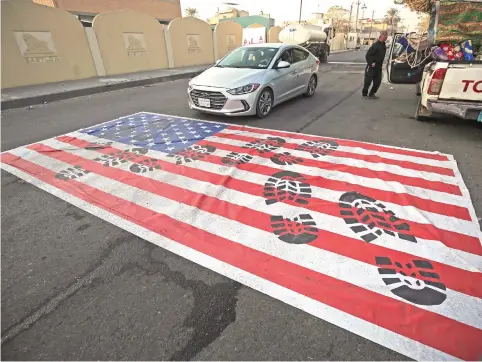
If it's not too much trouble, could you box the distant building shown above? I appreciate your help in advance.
[221,14,275,29]
[355,18,390,45]
[306,11,325,26]
[208,7,249,25]
[31,0,182,26]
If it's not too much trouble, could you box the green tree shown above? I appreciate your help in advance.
[384,8,401,35]
[325,5,349,33]
[185,7,199,17]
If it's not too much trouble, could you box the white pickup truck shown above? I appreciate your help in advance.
[387,34,482,122]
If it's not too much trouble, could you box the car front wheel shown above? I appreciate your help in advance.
[256,88,273,118]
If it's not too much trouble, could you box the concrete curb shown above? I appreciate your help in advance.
[330,49,354,54]
[1,70,205,111]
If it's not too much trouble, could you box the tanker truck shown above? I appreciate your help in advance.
[278,23,335,63]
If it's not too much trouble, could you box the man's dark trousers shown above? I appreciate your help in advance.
[362,64,382,96]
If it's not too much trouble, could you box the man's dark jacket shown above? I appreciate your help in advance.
[365,40,387,69]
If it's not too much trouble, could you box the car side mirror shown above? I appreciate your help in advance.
[276,61,291,69]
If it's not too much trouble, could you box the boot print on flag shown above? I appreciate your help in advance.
[339,191,417,243]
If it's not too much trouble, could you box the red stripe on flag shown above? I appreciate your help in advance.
[216,132,455,177]
[203,138,462,197]
[227,125,450,162]
[2,152,481,361]
[28,141,482,297]
[55,136,481,256]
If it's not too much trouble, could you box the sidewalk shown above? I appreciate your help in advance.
[1,65,210,111]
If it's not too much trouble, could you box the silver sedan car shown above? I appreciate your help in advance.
[187,43,320,118]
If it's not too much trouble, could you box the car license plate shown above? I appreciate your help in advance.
[478,111,482,123]
[198,98,211,108]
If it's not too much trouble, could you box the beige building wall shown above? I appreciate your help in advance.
[168,16,214,67]
[41,0,182,21]
[1,0,97,88]
[213,21,243,60]
[93,10,168,75]
[331,33,346,51]
[268,26,282,43]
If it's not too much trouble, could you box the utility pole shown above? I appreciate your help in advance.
[368,9,375,45]
[299,0,303,23]
[359,3,367,44]
[355,0,361,33]
[348,2,354,32]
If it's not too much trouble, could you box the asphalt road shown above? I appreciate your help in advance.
[2,50,481,361]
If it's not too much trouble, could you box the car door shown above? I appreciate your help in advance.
[270,48,299,102]
[386,33,425,85]
[292,47,312,93]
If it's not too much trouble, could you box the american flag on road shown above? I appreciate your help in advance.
[2,112,482,360]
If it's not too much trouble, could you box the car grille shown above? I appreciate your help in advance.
[190,89,227,110]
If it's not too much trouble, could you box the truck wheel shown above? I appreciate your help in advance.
[414,97,431,122]
[319,50,328,63]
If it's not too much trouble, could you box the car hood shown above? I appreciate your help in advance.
[190,67,266,89]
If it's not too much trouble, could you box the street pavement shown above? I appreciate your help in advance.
[2,50,481,360]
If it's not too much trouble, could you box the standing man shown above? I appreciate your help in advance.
[362,31,388,99]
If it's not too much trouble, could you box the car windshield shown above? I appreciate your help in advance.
[217,47,279,69]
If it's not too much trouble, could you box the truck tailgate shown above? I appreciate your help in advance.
[439,63,482,102]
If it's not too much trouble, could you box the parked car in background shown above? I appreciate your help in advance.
[187,43,319,118]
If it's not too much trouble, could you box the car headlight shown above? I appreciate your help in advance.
[227,83,260,95]
[188,77,198,91]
